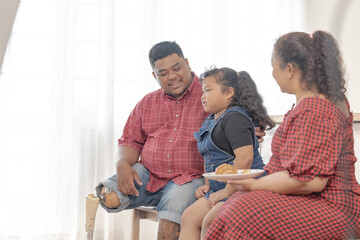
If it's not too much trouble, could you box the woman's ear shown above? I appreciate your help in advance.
[286,63,295,78]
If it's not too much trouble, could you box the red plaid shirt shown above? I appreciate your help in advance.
[118,73,208,192]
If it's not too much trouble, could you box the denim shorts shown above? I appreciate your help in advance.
[96,163,204,224]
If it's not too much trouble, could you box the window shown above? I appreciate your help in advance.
[0,0,303,238]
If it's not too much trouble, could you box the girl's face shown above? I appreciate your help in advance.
[201,76,233,119]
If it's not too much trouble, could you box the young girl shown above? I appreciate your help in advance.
[179,67,275,240]
[205,31,360,239]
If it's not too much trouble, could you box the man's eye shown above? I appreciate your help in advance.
[159,72,167,77]
[174,67,181,72]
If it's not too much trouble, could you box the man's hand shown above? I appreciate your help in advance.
[255,126,266,143]
[116,161,142,196]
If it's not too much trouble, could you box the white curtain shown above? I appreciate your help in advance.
[0,0,303,239]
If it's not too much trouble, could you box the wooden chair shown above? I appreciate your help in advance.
[131,206,158,240]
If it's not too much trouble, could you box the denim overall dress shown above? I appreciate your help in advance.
[194,107,264,199]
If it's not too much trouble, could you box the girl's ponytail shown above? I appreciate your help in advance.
[200,67,275,131]
[235,71,275,131]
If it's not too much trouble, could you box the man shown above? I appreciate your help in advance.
[95,41,265,239]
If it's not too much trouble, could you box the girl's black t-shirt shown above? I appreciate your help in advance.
[211,111,255,156]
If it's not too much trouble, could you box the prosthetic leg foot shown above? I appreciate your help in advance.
[86,193,100,240]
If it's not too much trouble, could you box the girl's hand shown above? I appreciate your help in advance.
[195,185,211,199]
[227,178,257,191]
[208,189,230,207]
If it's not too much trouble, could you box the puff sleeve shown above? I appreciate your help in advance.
[277,109,341,181]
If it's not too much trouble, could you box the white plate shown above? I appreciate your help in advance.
[203,169,265,181]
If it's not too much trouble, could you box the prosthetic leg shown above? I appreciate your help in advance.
[86,187,118,239]
[85,194,100,240]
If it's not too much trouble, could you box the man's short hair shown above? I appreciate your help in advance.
[149,41,184,69]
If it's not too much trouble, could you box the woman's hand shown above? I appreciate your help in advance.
[226,178,257,191]
[207,189,230,207]
[195,184,211,199]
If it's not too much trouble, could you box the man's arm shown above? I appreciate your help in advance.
[116,146,142,196]
[255,126,266,143]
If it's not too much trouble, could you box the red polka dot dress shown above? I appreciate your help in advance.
[205,97,360,239]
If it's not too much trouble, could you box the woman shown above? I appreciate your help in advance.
[205,31,360,239]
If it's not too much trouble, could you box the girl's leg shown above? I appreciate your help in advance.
[201,202,224,239]
[179,197,211,240]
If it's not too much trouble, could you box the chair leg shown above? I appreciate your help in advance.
[131,209,141,240]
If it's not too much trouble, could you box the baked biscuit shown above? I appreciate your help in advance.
[215,164,238,175]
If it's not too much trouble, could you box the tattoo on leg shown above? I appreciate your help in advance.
[157,219,180,240]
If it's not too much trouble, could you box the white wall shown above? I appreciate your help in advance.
[303,0,360,113]
[342,1,360,113]
[0,0,20,72]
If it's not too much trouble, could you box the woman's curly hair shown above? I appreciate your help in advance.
[200,67,275,131]
[273,30,346,103]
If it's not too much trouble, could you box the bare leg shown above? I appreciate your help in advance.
[201,202,224,239]
[157,219,180,240]
[179,198,211,240]
[100,186,121,209]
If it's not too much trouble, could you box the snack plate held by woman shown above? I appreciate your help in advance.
[203,169,265,181]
